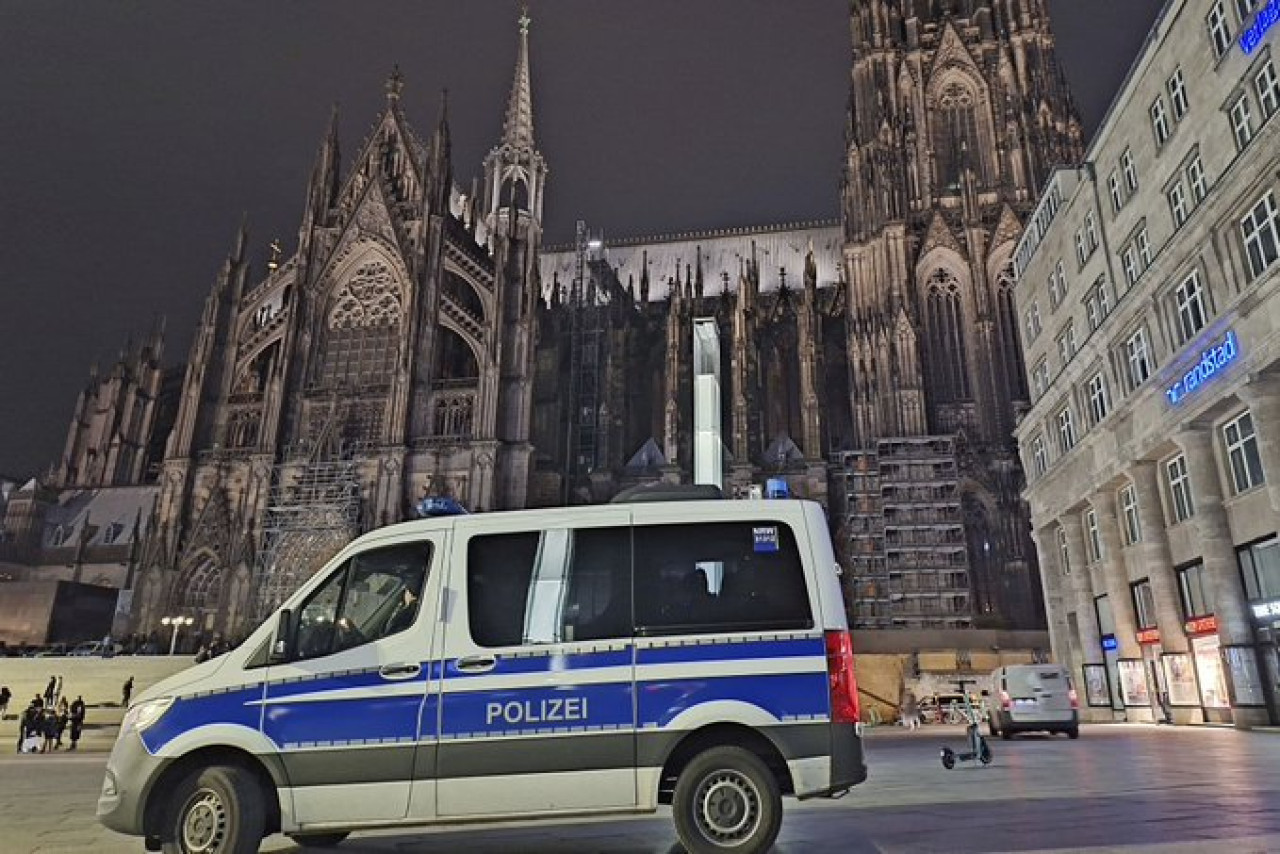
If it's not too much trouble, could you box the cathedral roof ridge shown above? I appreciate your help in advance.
[542,218,840,252]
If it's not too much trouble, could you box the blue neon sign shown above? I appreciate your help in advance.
[1165,330,1239,405]
[1242,0,1280,55]
[1101,634,1118,652]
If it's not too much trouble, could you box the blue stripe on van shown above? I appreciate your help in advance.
[638,671,829,728]
[636,636,823,666]
[142,684,264,753]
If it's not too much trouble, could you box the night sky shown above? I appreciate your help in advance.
[0,0,1163,478]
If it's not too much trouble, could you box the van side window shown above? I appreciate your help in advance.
[633,521,812,636]
[292,543,432,660]
[468,527,631,647]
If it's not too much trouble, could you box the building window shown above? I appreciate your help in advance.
[1137,227,1153,266]
[1239,536,1280,602]
[1085,280,1116,332]
[1150,97,1171,146]
[1208,1,1232,58]
[1085,211,1099,252]
[1257,60,1280,118]
[1032,358,1050,398]
[1024,300,1043,342]
[1032,432,1048,476]
[1168,68,1189,120]
[1186,156,1207,205]
[1223,410,1265,494]
[1085,509,1103,564]
[1057,526,1071,576]
[1241,190,1280,280]
[1075,229,1089,266]
[1168,182,1190,227]
[1123,245,1140,287]
[1048,259,1067,307]
[1120,484,1142,545]
[1122,148,1138,192]
[1087,372,1110,425]
[1132,579,1157,628]
[1173,271,1209,344]
[1231,94,1255,150]
[1235,0,1259,24]
[1166,454,1195,523]
[1058,406,1077,452]
[1109,171,1123,213]
[1178,561,1214,619]
[1057,322,1076,365]
[1125,328,1152,390]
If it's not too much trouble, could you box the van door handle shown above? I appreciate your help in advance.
[379,663,422,680]
[456,655,497,674]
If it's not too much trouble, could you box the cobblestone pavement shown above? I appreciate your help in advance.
[2,724,1279,853]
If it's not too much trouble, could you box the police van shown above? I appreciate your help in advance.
[98,497,866,853]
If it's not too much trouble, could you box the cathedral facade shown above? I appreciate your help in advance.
[9,1,1084,639]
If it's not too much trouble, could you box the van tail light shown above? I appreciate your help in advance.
[824,630,861,724]
[1068,687,1079,709]
[999,690,1012,711]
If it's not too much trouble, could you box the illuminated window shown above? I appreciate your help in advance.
[1166,454,1194,523]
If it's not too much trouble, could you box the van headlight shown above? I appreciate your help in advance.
[122,697,174,735]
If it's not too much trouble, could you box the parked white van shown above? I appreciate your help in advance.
[985,664,1079,739]
[98,498,866,854]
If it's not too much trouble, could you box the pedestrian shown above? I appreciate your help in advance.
[122,676,134,708]
[54,675,63,704]
[40,707,58,753]
[32,693,44,711]
[0,684,11,719]
[68,696,85,751]
[43,676,56,707]
[55,698,69,748]
[17,701,41,753]
[901,690,921,731]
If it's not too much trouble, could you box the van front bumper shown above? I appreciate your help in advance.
[97,730,171,836]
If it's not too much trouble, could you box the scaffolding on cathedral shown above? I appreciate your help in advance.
[250,448,362,622]
[836,436,972,630]
[563,219,607,502]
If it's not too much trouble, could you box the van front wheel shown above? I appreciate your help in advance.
[673,746,782,854]
[161,765,265,854]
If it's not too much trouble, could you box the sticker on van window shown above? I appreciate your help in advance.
[753,526,780,553]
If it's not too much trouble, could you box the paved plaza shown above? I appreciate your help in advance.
[2,724,1279,853]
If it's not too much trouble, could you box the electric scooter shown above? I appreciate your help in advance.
[939,679,993,769]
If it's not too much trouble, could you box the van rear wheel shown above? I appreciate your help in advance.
[673,745,782,854]
[160,764,265,854]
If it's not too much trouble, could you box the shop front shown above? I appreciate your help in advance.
[1241,536,1280,725]
[1137,628,1167,722]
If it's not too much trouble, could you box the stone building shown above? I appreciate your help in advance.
[1014,0,1280,727]
[5,2,1088,639]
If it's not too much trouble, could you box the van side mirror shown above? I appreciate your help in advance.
[269,609,293,663]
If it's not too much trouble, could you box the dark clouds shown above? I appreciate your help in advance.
[0,0,1162,476]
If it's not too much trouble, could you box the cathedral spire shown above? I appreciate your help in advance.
[385,65,404,105]
[426,89,452,214]
[502,7,536,150]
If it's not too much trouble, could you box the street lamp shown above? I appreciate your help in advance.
[160,616,195,656]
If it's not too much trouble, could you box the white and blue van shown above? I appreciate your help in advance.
[98,497,866,853]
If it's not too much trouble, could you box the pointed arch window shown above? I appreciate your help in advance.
[995,263,1029,402]
[181,556,224,616]
[317,260,403,390]
[933,80,986,189]
[923,269,971,403]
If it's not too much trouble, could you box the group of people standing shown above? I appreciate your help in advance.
[9,676,87,753]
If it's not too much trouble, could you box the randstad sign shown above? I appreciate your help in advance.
[1242,0,1280,55]
[1165,330,1239,405]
